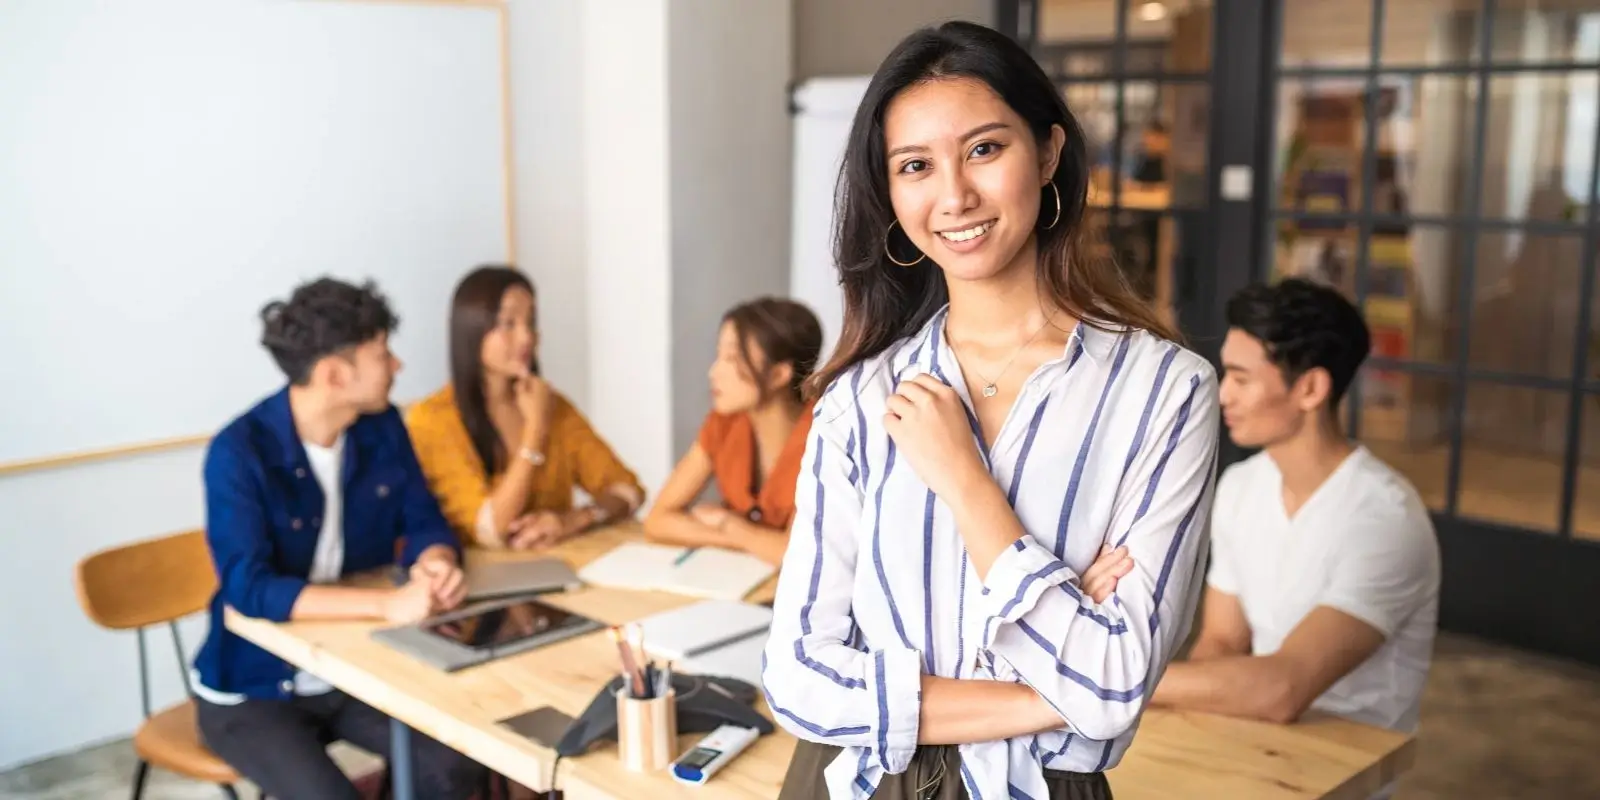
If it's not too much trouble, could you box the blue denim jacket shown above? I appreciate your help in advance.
[191,387,460,699]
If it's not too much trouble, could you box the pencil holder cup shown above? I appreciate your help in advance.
[615,687,677,772]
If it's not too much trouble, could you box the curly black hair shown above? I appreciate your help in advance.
[260,277,399,385]
[1225,278,1371,407]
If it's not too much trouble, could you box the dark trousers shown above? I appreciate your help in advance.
[196,690,484,800]
[780,740,1113,800]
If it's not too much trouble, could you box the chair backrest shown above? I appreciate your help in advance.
[75,529,217,630]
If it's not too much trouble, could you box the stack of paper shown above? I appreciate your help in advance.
[577,543,775,601]
[635,600,773,687]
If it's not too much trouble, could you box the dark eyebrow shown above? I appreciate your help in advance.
[885,121,1012,160]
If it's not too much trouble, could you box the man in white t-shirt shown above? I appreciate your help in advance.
[1150,278,1441,744]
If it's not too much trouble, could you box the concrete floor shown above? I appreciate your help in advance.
[4,632,1598,799]
[0,740,379,800]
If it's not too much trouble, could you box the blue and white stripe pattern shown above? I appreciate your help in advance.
[761,305,1219,800]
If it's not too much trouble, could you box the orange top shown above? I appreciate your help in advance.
[696,402,815,532]
[404,385,643,545]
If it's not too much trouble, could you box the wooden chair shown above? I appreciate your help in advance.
[74,529,245,800]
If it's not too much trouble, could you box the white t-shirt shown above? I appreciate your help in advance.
[292,435,346,695]
[1207,445,1441,734]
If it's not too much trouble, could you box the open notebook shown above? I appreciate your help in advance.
[635,600,772,687]
[576,543,775,601]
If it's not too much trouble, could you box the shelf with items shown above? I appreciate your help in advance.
[1273,87,1438,445]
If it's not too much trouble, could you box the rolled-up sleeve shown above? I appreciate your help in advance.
[203,437,306,622]
[761,393,923,774]
[979,365,1219,741]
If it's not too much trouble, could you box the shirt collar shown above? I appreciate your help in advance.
[257,386,306,468]
[256,385,364,476]
[899,304,1119,377]
[1072,319,1122,365]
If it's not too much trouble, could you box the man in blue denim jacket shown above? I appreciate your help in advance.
[191,277,483,799]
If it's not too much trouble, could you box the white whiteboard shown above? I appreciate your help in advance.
[0,0,512,466]
[788,77,870,363]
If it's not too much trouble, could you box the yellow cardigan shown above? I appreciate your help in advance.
[404,385,644,544]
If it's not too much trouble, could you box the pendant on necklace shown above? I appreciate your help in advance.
[982,384,998,398]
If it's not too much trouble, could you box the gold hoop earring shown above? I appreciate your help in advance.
[1041,180,1062,230]
[883,220,926,267]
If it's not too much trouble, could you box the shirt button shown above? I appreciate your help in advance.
[376,485,390,498]
[295,468,306,479]
[291,518,303,530]
[280,680,294,693]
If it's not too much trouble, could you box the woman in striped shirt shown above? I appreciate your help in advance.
[761,21,1220,800]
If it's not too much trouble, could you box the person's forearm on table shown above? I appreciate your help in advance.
[1151,655,1303,723]
[642,508,727,548]
[1184,630,1249,663]
[723,517,791,566]
[288,585,398,620]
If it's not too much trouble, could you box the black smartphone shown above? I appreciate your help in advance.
[498,706,574,749]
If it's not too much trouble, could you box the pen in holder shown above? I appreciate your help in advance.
[615,686,676,772]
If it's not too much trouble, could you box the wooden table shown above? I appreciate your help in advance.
[226,523,1414,799]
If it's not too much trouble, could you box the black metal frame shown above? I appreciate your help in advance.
[1262,0,1600,538]
[1003,0,1236,336]
[132,623,241,800]
[1275,0,1600,668]
[998,0,1600,665]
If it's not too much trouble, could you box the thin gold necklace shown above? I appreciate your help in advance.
[950,318,1053,398]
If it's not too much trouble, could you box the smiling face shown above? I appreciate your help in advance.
[880,76,1064,283]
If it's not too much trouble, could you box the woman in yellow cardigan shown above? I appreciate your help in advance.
[406,265,644,549]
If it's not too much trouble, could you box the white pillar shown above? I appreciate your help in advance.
[581,0,676,496]
[573,0,794,498]
[507,0,590,405]
[666,0,795,459]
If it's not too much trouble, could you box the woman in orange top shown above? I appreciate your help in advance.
[407,266,644,549]
[644,297,824,566]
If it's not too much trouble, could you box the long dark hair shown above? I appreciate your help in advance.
[806,21,1179,399]
[722,297,825,405]
[449,264,535,475]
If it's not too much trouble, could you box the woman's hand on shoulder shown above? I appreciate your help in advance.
[884,374,988,499]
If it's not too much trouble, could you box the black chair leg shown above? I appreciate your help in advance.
[219,784,241,800]
[130,760,150,800]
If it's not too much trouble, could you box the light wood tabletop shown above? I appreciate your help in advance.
[225,523,1414,800]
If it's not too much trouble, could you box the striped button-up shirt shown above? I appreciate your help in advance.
[761,306,1220,800]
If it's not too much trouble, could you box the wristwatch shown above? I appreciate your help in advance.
[518,446,546,467]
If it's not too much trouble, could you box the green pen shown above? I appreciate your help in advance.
[673,547,698,566]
